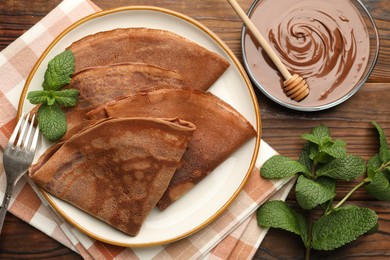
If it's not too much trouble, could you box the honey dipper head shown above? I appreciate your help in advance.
[283,74,309,102]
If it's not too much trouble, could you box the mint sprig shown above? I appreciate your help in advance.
[27,50,78,141]
[257,123,390,259]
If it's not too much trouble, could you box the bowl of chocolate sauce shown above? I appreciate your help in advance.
[242,0,379,111]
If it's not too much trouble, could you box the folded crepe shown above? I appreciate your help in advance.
[87,89,257,210]
[29,117,196,236]
[67,28,230,92]
[62,62,185,140]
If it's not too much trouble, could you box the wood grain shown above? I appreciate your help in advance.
[1,0,390,258]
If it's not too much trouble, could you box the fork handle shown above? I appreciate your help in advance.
[0,183,14,233]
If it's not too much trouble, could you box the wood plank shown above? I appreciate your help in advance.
[0,213,82,259]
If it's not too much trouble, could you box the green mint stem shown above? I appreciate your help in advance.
[379,161,390,171]
[311,160,318,179]
[331,179,369,212]
[305,159,318,259]
[305,210,314,260]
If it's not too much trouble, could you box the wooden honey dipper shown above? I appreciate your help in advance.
[227,0,309,102]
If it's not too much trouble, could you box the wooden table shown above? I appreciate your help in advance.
[1,0,389,258]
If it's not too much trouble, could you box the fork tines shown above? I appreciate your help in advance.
[8,113,39,152]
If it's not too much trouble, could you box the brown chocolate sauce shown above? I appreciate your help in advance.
[244,0,370,108]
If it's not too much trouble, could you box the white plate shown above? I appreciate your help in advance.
[19,6,261,247]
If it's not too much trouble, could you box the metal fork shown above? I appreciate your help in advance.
[0,113,39,233]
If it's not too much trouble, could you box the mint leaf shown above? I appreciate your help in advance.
[295,176,336,210]
[303,125,347,164]
[312,124,330,139]
[27,90,56,105]
[301,133,322,145]
[367,154,382,179]
[302,125,331,145]
[261,155,309,179]
[299,143,313,174]
[311,206,378,250]
[309,142,319,161]
[38,103,67,141]
[302,134,332,146]
[365,172,390,201]
[42,50,75,91]
[372,121,390,163]
[321,139,347,159]
[27,90,49,104]
[309,142,333,164]
[316,155,366,180]
[257,200,308,247]
[54,89,79,106]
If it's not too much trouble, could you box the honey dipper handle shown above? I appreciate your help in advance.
[227,0,292,80]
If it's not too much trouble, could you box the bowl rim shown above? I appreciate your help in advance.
[241,0,380,112]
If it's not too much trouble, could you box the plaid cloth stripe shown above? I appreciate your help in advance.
[0,1,294,259]
[207,178,295,260]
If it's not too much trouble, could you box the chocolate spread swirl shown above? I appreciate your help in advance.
[244,0,370,107]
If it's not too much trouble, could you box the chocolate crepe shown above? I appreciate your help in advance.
[29,117,196,236]
[87,89,257,210]
[62,62,184,140]
[67,28,230,92]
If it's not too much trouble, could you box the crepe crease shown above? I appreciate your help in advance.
[87,89,257,210]
[62,62,185,140]
[29,117,196,236]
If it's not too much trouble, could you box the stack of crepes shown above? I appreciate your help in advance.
[28,27,257,236]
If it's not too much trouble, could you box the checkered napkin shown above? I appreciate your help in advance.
[0,0,294,258]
